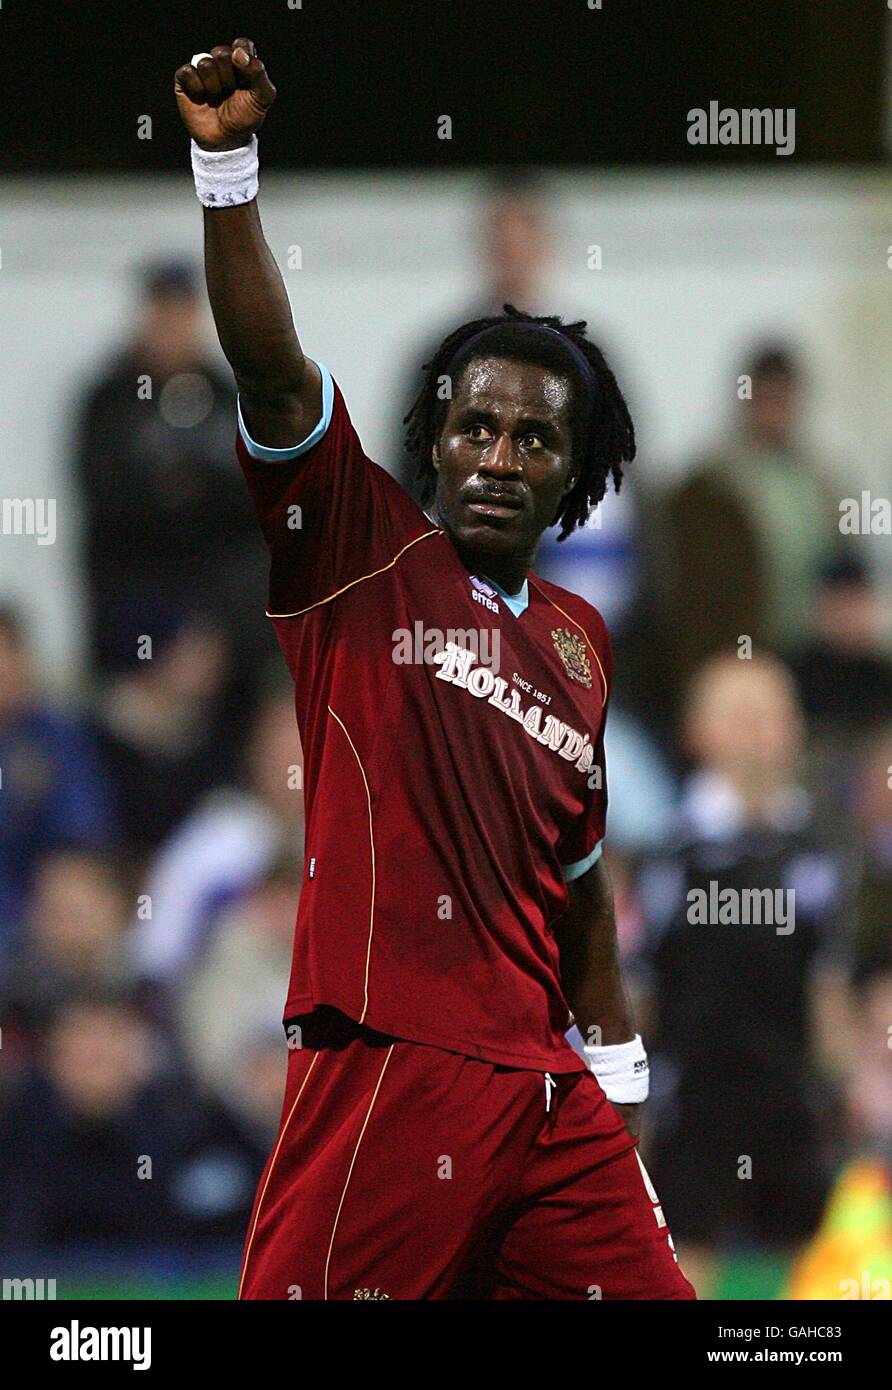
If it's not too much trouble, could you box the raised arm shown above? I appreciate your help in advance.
[174,37,321,449]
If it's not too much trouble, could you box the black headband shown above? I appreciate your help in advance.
[449,321,602,422]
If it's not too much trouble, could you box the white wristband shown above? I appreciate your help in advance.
[581,1033,649,1104]
[191,136,259,209]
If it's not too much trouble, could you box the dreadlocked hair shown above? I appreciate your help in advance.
[403,304,636,540]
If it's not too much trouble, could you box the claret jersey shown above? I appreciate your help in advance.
[236,363,612,1073]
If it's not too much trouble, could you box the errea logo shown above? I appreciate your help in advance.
[469,576,500,614]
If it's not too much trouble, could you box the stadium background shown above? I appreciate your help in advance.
[1,1,891,1300]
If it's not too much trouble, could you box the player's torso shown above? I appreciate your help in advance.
[289,529,605,916]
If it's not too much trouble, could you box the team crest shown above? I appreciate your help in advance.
[550,628,592,687]
[353,1287,391,1300]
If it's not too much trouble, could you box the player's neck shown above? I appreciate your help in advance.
[475,558,529,595]
[456,541,530,595]
[427,508,532,595]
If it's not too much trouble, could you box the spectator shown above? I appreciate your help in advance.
[0,995,273,1252]
[792,555,892,740]
[0,605,113,944]
[846,967,892,1157]
[217,1023,288,1153]
[789,558,892,832]
[847,721,892,976]
[660,344,846,708]
[632,653,853,1296]
[73,255,277,735]
[4,849,134,1036]
[177,851,302,1098]
[133,684,304,989]
[91,603,233,865]
[1,996,169,1249]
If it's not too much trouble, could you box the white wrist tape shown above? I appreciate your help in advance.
[191,136,259,209]
[582,1033,649,1104]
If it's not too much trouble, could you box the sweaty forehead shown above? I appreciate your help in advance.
[454,355,572,421]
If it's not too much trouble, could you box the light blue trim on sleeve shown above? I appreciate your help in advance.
[237,360,334,462]
[562,838,604,882]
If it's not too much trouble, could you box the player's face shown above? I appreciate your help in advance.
[432,356,577,561]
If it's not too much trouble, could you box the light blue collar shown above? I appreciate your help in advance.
[482,574,529,618]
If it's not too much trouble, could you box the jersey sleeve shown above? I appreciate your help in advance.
[558,615,612,882]
[235,360,428,616]
[559,707,608,881]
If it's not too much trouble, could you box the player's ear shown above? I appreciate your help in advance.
[563,471,578,496]
[431,441,441,473]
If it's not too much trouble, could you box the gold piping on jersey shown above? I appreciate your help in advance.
[324,1044,395,1301]
[265,527,440,619]
[527,576,608,703]
[326,704,376,1024]
[237,1050,322,1300]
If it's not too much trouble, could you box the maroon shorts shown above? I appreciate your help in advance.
[238,1008,696,1301]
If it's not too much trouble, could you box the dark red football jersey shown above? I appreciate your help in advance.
[236,365,611,1072]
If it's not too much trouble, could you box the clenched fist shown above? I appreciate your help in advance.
[175,38,276,150]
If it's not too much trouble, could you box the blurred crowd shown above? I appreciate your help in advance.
[1,182,890,1297]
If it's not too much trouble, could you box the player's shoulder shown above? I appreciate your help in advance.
[529,571,611,651]
[237,367,430,521]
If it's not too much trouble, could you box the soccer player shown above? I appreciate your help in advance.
[174,38,695,1301]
